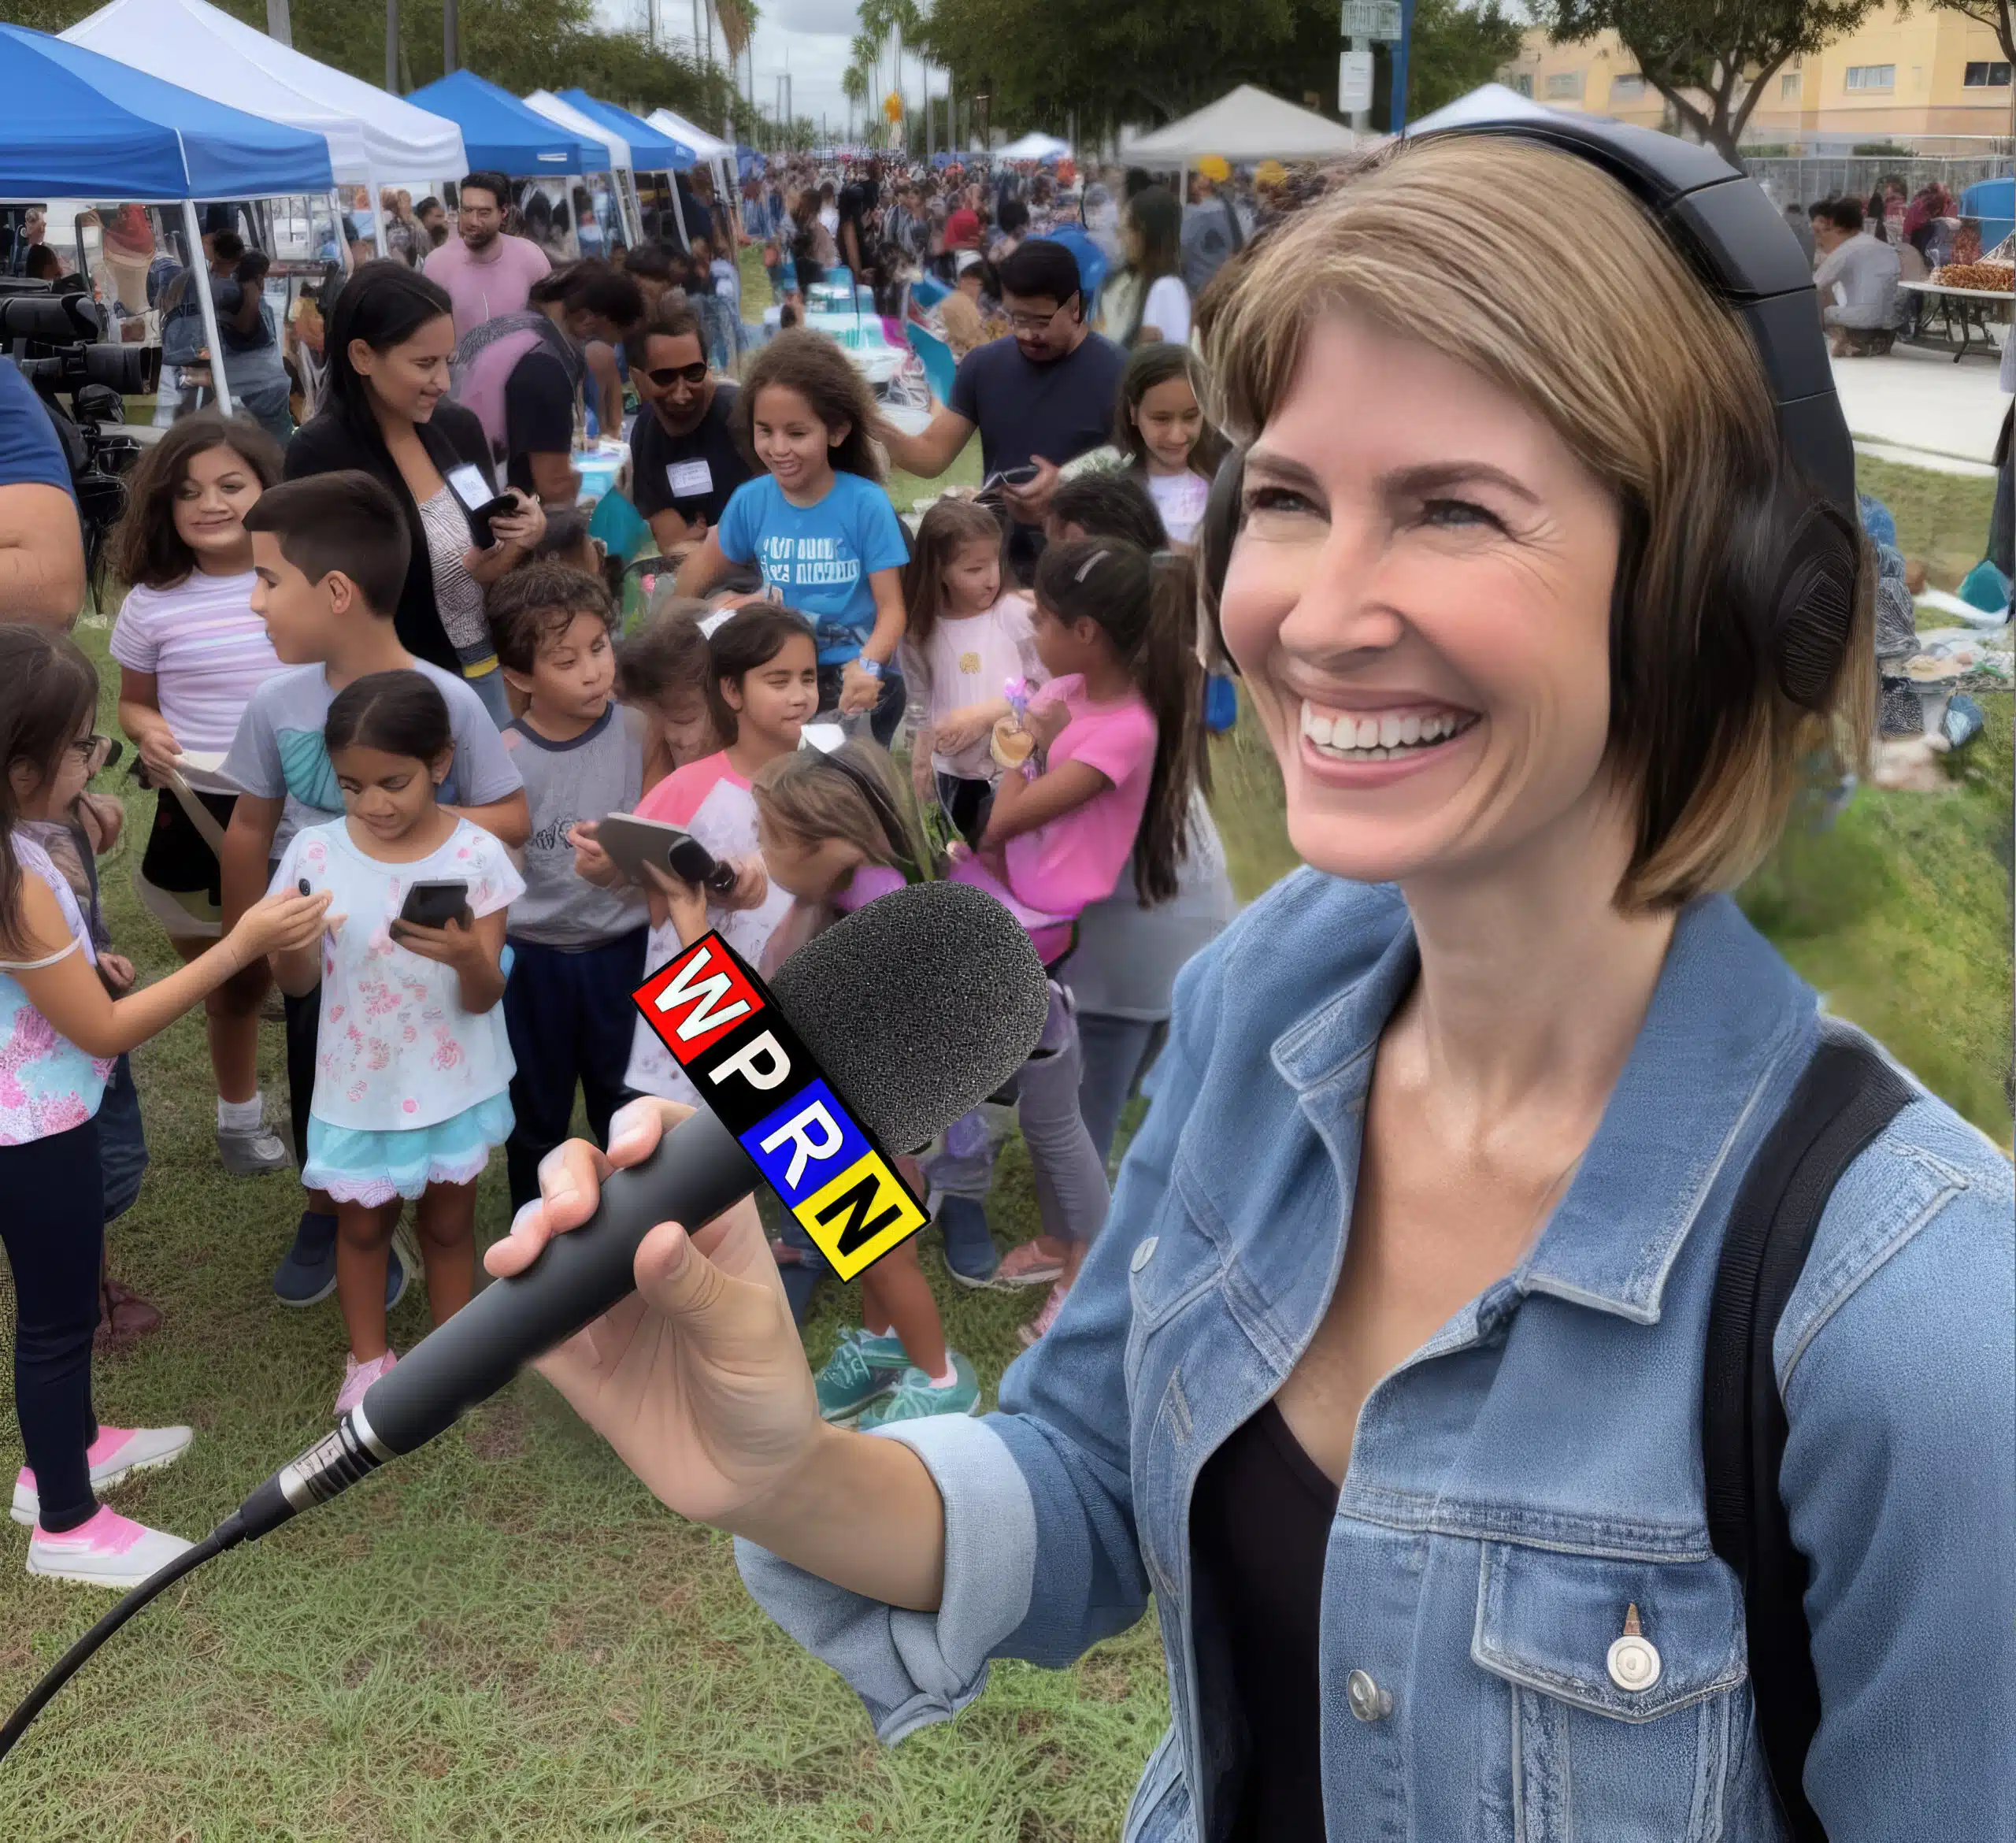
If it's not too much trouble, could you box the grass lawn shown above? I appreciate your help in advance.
[0,379,2007,1834]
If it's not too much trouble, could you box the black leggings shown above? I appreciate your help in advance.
[0,1120,106,1532]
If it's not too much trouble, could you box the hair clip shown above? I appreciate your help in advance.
[697,609,736,638]
[1073,547,1110,584]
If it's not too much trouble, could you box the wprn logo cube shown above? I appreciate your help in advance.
[632,933,927,1281]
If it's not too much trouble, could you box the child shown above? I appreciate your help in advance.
[960,539,1206,1342]
[608,594,727,794]
[671,331,910,747]
[269,673,524,1418]
[1114,342,1224,550]
[898,498,1043,847]
[490,562,650,1212]
[691,741,979,1425]
[220,471,528,1311]
[108,411,289,1177]
[1,625,330,1588]
[584,606,810,1111]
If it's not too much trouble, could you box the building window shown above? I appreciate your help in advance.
[1507,72,1533,98]
[1610,73,1647,102]
[1964,61,2014,87]
[1844,65,1896,91]
[1780,72,1801,99]
[1544,70,1585,99]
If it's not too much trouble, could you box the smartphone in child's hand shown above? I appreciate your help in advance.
[397,879,473,930]
[594,814,736,895]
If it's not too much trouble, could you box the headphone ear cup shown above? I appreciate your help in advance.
[1199,447,1247,672]
[1765,499,1862,712]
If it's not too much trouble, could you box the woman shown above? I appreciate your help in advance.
[492,135,2011,1841]
[1106,184,1190,348]
[286,261,545,725]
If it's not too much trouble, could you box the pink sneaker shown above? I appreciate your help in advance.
[12,1424,193,1527]
[26,1504,195,1589]
[335,1348,397,1418]
[1017,1279,1071,1348]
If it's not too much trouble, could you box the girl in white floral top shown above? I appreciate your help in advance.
[0,627,329,1590]
[268,671,523,1421]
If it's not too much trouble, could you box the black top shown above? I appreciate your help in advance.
[284,399,496,676]
[630,383,752,535]
[948,330,1126,573]
[502,348,577,497]
[1188,1396,1340,1843]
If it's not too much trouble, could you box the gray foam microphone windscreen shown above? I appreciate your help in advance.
[770,879,1054,1153]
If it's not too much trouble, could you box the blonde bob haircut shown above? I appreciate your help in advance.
[1195,135,1875,914]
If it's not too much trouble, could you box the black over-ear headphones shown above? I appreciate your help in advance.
[1197,113,1863,713]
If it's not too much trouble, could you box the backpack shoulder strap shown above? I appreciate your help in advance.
[1702,1032,1912,1842]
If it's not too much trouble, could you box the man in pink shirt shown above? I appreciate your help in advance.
[424,172,552,340]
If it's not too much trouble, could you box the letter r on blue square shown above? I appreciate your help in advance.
[739,1078,872,1208]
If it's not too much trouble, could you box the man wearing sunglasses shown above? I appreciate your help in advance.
[624,299,756,565]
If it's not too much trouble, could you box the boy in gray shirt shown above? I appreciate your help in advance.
[491,564,651,1210]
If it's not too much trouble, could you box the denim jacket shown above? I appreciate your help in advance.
[737,873,2016,1842]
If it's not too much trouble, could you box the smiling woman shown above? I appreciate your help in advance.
[480,127,2014,1843]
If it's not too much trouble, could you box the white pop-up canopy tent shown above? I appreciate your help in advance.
[523,88,642,244]
[61,0,465,256]
[1406,81,1562,136]
[646,107,739,241]
[999,132,1072,161]
[1122,84,1362,168]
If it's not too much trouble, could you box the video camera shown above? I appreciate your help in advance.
[0,278,159,583]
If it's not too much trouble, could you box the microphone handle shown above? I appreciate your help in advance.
[357,1105,757,1459]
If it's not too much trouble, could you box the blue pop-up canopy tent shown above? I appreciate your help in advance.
[406,69,601,175]
[1961,176,2014,255]
[1,20,333,200]
[555,91,696,170]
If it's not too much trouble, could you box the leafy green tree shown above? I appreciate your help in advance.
[1530,0,1884,165]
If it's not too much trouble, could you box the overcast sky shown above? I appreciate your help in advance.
[601,0,945,141]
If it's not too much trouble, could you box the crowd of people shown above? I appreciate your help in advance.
[0,177,1257,1588]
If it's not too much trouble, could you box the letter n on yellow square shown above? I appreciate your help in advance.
[792,1151,927,1281]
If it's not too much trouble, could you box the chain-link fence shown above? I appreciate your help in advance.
[1746,154,2007,210]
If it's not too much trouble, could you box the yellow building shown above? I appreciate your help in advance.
[1499,6,2014,147]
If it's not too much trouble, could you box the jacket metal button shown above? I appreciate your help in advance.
[1346,1669,1392,1722]
[1131,1236,1158,1273]
[1606,1603,1662,1693]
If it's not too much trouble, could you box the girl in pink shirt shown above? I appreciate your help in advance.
[964,538,1208,1337]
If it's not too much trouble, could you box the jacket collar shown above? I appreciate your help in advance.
[1269,891,1814,1325]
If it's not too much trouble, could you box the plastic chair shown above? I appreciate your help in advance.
[906,321,957,403]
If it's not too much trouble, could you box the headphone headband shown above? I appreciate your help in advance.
[1411,111,1855,521]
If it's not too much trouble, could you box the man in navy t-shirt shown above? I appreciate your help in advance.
[872,239,1125,577]
[0,356,84,625]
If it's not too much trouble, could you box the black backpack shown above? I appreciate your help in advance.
[1702,1033,1912,1841]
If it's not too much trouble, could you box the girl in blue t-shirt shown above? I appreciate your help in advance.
[672,330,910,746]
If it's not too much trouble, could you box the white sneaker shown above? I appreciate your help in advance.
[12,1424,193,1526]
[26,1505,195,1589]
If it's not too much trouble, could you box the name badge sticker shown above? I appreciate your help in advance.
[666,458,714,499]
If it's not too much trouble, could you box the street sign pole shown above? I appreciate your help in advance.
[1389,0,1415,133]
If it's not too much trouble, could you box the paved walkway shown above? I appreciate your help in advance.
[1832,341,2007,478]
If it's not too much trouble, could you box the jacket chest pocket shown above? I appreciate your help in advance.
[1469,1541,1751,1843]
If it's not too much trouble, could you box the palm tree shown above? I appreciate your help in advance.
[842,62,869,143]
[717,0,759,124]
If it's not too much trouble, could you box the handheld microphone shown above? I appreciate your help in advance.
[239,877,1051,1536]
[0,881,1051,1764]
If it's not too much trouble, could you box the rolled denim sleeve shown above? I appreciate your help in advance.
[1778,1103,2016,1841]
[735,936,1230,1741]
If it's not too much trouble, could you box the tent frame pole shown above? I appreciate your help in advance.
[367,172,391,257]
[181,198,235,419]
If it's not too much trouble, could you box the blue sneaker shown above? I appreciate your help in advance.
[857,1352,981,1428]
[272,1211,337,1307]
[813,1327,910,1425]
[934,1194,999,1289]
[274,1211,410,1310]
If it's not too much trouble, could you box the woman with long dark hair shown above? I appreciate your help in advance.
[1109,184,1189,347]
[284,261,544,724]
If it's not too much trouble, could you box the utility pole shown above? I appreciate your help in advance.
[443,0,458,72]
[265,0,291,46]
[385,0,398,92]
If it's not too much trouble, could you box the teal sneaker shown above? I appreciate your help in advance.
[856,1352,981,1429]
[813,1328,910,1425]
